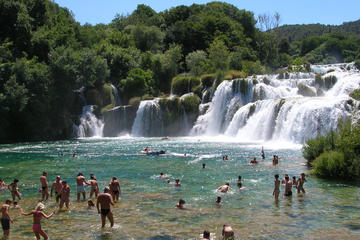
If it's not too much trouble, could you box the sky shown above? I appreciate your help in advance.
[53,0,360,26]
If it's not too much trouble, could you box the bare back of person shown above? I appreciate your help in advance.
[97,193,112,209]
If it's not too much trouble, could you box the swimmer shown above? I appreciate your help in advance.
[284,175,292,197]
[272,155,279,165]
[237,176,243,188]
[159,173,165,179]
[13,201,19,209]
[218,183,230,193]
[72,152,77,158]
[109,177,121,202]
[166,178,172,184]
[76,173,87,201]
[40,172,49,201]
[174,178,181,187]
[59,181,70,209]
[297,173,307,194]
[50,176,62,204]
[88,174,99,198]
[222,225,234,240]
[87,200,95,208]
[176,199,185,209]
[1,199,13,239]
[215,196,222,206]
[250,157,258,164]
[20,202,56,240]
[143,147,150,153]
[202,163,206,169]
[273,174,280,201]
[96,187,114,227]
[8,179,21,201]
[202,230,211,240]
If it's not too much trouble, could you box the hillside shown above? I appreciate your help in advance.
[273,19,360,42]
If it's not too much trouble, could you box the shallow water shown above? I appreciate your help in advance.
[0,137,359,239]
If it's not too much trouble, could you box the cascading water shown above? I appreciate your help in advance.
[191,62,360,143]
[111,84,121,106]
[72,105,104,138]
[131,99,164,137]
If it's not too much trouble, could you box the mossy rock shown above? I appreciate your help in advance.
[101,83,114,107]
[248,104,256,118]
[232,79,249,95]
[316,88,325,96]
[181,94,200,115]
[324,75,337,89]
[350,89,360,101]
[200,74,216,88]
[129,96,141,109]
[297,83,316,97]
[171,75,201,96]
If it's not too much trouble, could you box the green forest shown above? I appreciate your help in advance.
[1,0,360,143]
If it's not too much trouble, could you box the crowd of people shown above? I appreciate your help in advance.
[0,149,307,240]
[1,172,121,239]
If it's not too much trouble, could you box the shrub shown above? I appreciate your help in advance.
[171,75,200,96]
[313,151,346,178]
[141,94,154,100]
[241,60,265,75]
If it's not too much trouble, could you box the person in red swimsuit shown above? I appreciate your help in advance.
[20,203,56,240]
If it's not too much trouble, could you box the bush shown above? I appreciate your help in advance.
[171,75,200,96]
[313,151,346,178]
[241,60,265,75]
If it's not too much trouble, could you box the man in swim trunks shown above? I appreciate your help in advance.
[284,176,293,197]
[96,187,114,227]
[109,177,121,202]
[8,179,21,201]
[297,173,307,194]
[50,176,62,204]
[1,199,13,239]
[273,174,280,201]
[76,173,87,201]
[218,182,230,193]
[40,172,49,201]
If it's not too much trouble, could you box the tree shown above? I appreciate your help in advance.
[120,68,153,99]
[208,39,229,71]
[185,50,208,75]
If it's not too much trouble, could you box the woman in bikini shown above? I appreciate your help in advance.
[7,179,21,201]
[20,203,56,240]
[59,181,70,209]
[88,175,99,198]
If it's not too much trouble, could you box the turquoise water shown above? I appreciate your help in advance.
[0,137,359,239]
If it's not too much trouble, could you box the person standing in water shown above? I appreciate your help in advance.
[88,174,99,198]
[237,176,243,188]
[273,174,280,201]
[8,179,21,201]
[96,187,114,228]
[284,176,293,197]
[297,173,307,194]
[1,199,13,239]
[50,176,62,204]
[261,147,265,159]
[109,177,121,202]
[59,181,70,209]
[0,179,6,190]
[40,172,49,201]
[218,183,230,193]
[20,203,56,240]
[76,173,87,201]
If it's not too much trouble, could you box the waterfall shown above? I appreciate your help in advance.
[73,105,104,138]
[111,84,121,106]
[191,62,360,143]
[131,100,163,137]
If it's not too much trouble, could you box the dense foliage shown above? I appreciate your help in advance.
[0,0,360,143]
[302,121,360,180]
